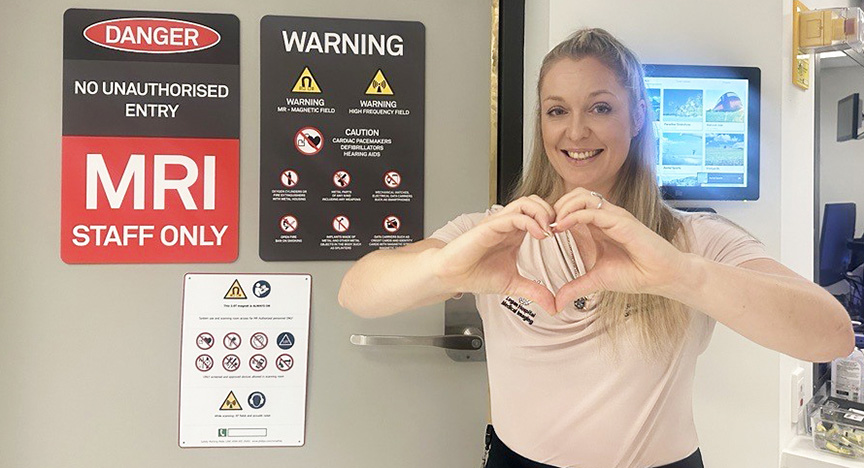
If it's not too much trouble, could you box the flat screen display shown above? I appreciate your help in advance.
[644,65,760,201]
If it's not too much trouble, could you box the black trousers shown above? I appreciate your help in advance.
[485,426,704,468]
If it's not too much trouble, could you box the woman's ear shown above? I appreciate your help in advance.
[632,99,646,138]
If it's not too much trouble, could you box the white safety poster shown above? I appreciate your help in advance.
[179,273,311,447]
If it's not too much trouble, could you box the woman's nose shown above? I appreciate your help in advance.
[565,114,589,141]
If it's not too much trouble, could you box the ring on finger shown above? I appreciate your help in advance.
[590,191,604,210]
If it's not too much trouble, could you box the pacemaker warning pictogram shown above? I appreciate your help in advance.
[294,127,323,155]
[220,391,242,410]
[365,69,394,95]
[224,279,247,299]
[291,66,321,93]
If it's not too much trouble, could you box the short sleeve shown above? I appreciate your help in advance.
[428,205,503,244]
[687,213,773,267]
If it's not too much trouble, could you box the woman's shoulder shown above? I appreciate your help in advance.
[677,211,768,265]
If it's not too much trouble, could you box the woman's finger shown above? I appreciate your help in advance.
[554,191,625,227]
[476,213,549,244]
[498,196,555,231]
[552,187,592,220]
[507,275,557,316]
[554,274,602,313]
[553,208,634,246]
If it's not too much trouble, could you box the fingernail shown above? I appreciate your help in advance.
[543,230,552,237]
[549,222,558,228]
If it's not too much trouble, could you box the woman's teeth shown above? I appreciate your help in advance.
[566,149,602,160]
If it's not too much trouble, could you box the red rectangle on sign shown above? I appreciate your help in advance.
[61,136,239,263]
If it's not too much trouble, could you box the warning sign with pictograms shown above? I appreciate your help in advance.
[224,279,246,299]
[61,9,240,264]
[260,16,425,261]
[292,67,322,93]
[220,391,242,410]
[365,69,394,95]
[180,273,312,448]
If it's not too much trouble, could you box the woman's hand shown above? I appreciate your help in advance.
[551,188,691,313]
[431,196,558,315]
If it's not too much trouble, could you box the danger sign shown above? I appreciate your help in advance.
[61,9,240,264]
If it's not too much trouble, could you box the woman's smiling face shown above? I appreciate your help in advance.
[540,56,644,196]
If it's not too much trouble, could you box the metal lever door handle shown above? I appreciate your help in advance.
[350,328,483,350]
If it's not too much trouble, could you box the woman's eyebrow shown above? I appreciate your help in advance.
[542,90,617,102]
[588,89,615,98]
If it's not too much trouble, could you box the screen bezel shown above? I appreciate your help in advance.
[837,94,858,142]
[645,64,761,201]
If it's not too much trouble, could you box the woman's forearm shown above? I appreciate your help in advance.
[659,254,854,362]
[338,247,455,318]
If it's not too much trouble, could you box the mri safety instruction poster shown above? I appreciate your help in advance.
[259,16,425,261]
[61,9,240,263]
[179,274,311,448]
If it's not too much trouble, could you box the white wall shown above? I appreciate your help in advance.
[524,1,823,466]
[819,65,864,236]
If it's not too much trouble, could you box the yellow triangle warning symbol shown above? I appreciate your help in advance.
[220,391,242,411]
[224,279,247,300]
[291,66,322,93]
[365,69,394,95]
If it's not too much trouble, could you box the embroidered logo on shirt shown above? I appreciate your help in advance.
[501,297,536,325]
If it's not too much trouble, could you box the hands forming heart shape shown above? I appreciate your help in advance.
[431,187,692,315]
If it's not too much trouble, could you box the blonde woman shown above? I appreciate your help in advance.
[339,29,853,468]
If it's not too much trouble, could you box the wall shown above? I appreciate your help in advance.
[524,0,824,466]
[0,0,493,467]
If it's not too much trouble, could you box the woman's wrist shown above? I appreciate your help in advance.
[648,252,707,303]
[419,246,463,298]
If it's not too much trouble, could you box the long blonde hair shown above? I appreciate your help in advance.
[513,28,691,361]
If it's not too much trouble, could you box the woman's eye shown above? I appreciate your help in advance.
[545,107,566,116]
[592,103,612,114]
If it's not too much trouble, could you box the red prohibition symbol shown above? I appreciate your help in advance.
[280,215,298,233]
[383,215,401,233]
[195,354,213,372]
[222,354,241,372]
[250,332,268,350]
[280,169,299,188]
[332,215,350,233]
[383,170,401,188]
[224,332,241,350]
[333,170,351,188]
[249,354,267,372]
[196,332,214,350]
[294,126,323,155]
[276,354,294,371]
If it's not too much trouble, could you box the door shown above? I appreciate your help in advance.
[0,0,493,466]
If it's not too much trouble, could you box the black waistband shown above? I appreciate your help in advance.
[484,425,704,468]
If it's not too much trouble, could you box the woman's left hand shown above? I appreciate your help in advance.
[551,187,692,314]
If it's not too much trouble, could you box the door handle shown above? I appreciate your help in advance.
[350,327,483,350]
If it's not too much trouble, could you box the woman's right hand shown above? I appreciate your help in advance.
[430,195,558,315]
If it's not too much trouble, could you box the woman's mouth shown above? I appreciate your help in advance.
[562,149,602,161]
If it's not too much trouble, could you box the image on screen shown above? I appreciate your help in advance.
[645,75,749,190]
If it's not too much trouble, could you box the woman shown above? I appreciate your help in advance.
[338,29,854,468]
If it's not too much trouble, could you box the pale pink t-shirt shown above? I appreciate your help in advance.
[429,205,772,468]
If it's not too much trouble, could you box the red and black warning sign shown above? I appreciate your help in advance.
[61,9,240,264]
[260,16,424,261]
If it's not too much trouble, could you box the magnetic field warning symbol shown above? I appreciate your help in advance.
[291,66,321,93]
[220,391,242,411]
[224,279,246,299]
[366,69,393,95]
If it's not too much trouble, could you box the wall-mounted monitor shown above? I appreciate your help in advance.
[644,64,761,201]
[837,93,862,142]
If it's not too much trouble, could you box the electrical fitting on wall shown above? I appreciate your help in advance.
[797,7,864,54]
